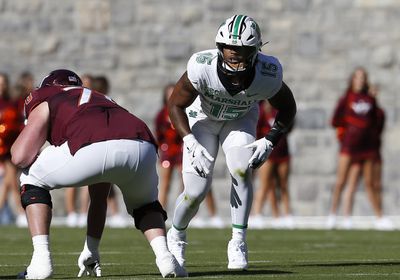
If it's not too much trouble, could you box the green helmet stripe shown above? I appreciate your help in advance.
[232,15,246,38]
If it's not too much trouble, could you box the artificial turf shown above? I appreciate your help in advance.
[0,226,399,279]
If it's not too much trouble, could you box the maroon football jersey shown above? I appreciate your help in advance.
[24,85,157,155]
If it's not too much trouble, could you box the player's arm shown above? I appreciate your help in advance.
[245,81,296,169]
[167,71,198,138]
[11,102,49,168]
[168,72,214,177]
[266,81,297,145]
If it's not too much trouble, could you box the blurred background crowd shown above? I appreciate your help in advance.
[1,0,400,230]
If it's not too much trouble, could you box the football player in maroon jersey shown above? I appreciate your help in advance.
[11,69,186,279]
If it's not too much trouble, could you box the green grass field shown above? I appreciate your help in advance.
[0,227,399,279]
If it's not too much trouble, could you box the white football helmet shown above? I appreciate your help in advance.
[215,15,262,74]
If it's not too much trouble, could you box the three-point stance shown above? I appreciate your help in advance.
[167,15,296,271]
[11,69,186,279]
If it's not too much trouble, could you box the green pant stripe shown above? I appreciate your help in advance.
[232,223,248,229]
[172,224,188,231]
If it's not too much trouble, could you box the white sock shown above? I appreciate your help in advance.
[84,235,100,253]
[32,235,50,255]
[150,236,170,259]
[232,228,246,242]
[171,226,186,239]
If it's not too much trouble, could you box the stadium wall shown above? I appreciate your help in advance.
[1,0,400,219]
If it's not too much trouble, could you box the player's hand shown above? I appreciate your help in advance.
[245,138,273,169]
[183,134,214,178]
[77,249,101,277]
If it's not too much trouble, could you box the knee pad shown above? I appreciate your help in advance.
[20,184,53,209]
[131,201,167,229]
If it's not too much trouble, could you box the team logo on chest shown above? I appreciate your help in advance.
[351,100,372,115]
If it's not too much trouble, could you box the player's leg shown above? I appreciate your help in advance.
[17,186,53,279]
[173,120,219,229]
[221,109,258,270]
[77,183,110,277]
[112,140,187,277]
[17,142,114,279]
[17,145,63,279]
[168,120,219,270]
[224,144,253,270]
[221,112,257,270]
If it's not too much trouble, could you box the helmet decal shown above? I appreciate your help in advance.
[39,69,82,88]
[231,15,247,42]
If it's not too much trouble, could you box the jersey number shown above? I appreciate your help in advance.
[75,88,113,106]
[210,103,248,120]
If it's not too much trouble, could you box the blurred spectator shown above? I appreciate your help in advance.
[340,84,388,229]
[250,101,293,229]
[64,73,93,227]
[13,71,35,119]
[155,84,224,228]
[81,73,93,89]
[155,84,184,210]
[328,67,393,230]
[91,75,128,228]
[0,72,26,226]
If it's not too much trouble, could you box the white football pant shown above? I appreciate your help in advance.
[20,139,158,214]
[173,107,258,229]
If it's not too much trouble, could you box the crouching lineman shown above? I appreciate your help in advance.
[11,69,187,279]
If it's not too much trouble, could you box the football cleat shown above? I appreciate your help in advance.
[17,259,53,279]
[167,229,187,268]
[227,239,248,270]
[19,251,53,279]
[156,253,188,278]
